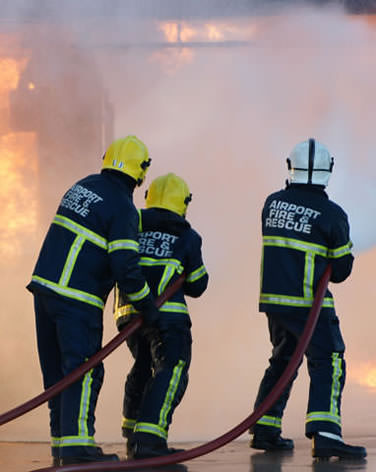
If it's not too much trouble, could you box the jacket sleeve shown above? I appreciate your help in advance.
[181,230,209,298]
[328,208,354,284]
[108,199,155,311]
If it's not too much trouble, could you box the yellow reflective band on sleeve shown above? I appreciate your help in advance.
[328,241,353,259]
[260,293,334,308]
[256,415,282,428]
[186,265,207,283]
[133,422,167,440]
[122,417,136,431]
[159,302,188,314]
[31,276,104,309]
[127,282,150,302]
[116,301,188,317]
[53,215,107,249]
[114,305,139,322]
[108,239,139,253]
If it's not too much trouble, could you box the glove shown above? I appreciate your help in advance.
[141,304,160,327]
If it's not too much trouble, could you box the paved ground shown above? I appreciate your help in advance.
[1,438,375,472]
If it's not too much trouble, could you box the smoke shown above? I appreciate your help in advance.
[0,0,376,445]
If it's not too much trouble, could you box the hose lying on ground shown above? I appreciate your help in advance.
[0,274,186,427]
[31,265,332,472]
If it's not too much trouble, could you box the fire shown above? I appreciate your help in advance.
[159,22,197,43]
[153,19,261,73]
[206,24,224,41]
[0,50,38,259]
[349,363,376,390]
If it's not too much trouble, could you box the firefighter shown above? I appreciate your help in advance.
[27,136,160,466]
[249,139,366,460]
[114,173,209,459]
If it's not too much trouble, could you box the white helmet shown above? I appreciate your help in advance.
[287,138,334,186]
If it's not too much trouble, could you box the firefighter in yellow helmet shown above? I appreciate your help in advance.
[114,172,209,459]
[27,136,160,466]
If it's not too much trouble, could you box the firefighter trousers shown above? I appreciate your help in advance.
[252,310,346,439]
[33,292,104,459]
[122,319,192,444]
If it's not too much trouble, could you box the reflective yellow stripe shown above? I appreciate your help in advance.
[159,360,186,429]
[306,353,343,428]
[116,301,188,317]
[57,435,96,447]
[263,236,328,256]
[304,251,315,299]
[261,235,344,309]
[186,265,207,283]
[137,209,142,232]
[139,257,183,272]
[78,369,93,438]
[122,417,136,430]
[108,239,139,253]
[53,215,107,249]
[127,282,150,302]
[160,302,188,314]
[158,264,175,296]
[306,412,342,427]
[256,415,281,428]
[139,257,184,296]
[260,293,334,308]
[134,422,167,440]
[330,353,342,417]
[51,437,61,448]
[59,236,85,286]
[31,275,104,309]
[328,242,353,258]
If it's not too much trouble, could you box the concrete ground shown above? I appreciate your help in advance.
[1,438,375,472]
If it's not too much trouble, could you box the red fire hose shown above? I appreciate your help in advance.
[31,265,332,472]
[0,274,186,427]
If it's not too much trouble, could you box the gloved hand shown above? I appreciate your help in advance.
[141,304,160,327]
[116,315,129,331]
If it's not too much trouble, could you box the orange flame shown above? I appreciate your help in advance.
[205,24,224,41]
[154,19,261,73]
[349,363,376,390]
[0,51,38,259]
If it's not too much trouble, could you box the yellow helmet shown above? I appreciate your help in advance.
[102,135,151,186]
[145,173,192,216]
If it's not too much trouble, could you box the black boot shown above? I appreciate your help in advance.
[61,447,120,465]
[312,434,367,460]
[132,437,185,459]
[250,433,294,451]
[52,457,60,467]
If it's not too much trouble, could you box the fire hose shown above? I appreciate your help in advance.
[31,264,332,472]
[0,274,186,427]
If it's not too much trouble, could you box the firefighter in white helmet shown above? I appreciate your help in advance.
[27,136,159,466]
[249,138,366,460]
[114,172,209,459]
